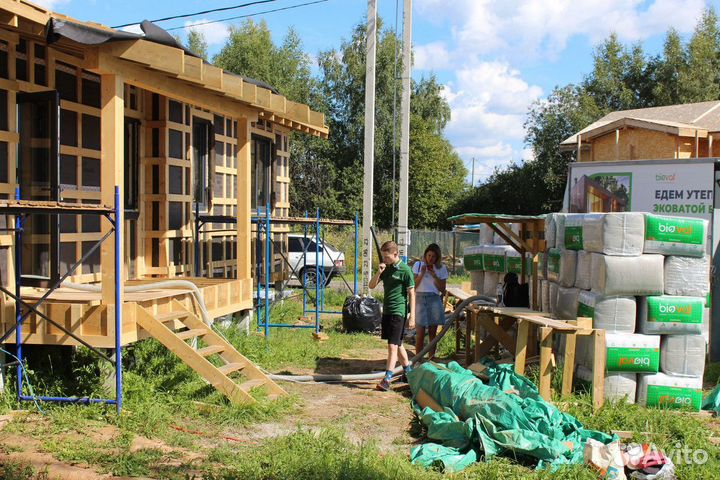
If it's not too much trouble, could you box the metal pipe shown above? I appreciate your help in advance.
[264,202,271,338]
[315,208,320,333]
[114,186,123,414]
[14,187,22,401]
[302,211,308,317]
[19,395,116,405]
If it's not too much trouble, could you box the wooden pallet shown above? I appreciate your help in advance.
[135,299,286,404]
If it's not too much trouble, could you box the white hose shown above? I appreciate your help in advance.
[61,280,213,325]
[268,294,495,382]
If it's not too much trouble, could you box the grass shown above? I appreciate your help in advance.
[0,462,48,480]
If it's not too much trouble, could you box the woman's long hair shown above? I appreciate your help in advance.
[424,243,443,267]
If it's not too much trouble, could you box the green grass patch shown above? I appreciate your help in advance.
[447,273,470,285]
[0,462,48,480]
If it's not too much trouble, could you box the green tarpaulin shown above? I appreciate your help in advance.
[407,361,614,473]
[702,384,720,415]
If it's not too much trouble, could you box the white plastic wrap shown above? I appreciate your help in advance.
[703,306,710,345]
[637,373,703,410]
[546,248,561,282]
[545,214,556,249]
[554,213,567,250]
[582,212,645,256]
[643,214,708,257]
[660,335,706,377]
[483,271,500,297]
[463,245,485,272]
[470,270,484,294]
[478,224,494,245]
[556,287,579,320]
[541,280,549,313]
[549,282,559,316]
[604,373,637,403]
[638,296,704,335]
[562,214,585,251]
[577,290,636,333]
[574,250,592,290]
[591,253,664,296]
[559,249,577,287]
[663,255,710,297]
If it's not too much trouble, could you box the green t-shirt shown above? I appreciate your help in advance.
[380,261,415,316]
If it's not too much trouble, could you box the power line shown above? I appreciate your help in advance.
[112,0,279,28]
[165,0,329,31]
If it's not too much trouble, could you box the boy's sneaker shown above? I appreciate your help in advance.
[376,378,391,391]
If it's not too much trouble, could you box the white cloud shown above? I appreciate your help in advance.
[413,41,451,70]
[184,19,230,46]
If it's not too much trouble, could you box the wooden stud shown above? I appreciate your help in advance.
[539,326,553,401]
[592,328,606,410]
[515,319,529,376]
[562,332,576,397]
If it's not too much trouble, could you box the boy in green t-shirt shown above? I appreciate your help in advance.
[369,240,415,391]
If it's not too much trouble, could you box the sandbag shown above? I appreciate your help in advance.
[563,214,585,251]
[574,250,592,290]
[605,333,660,373]
[577,290,636,333]
[545,214,556,249]
[637,296,704,335]
[342,295,382,333]
[663,255,710,297]
[547,248,561,282]
[483,271,499,298]
[478,224,494,245]
[637,373,703,410]
[591,254,664,296]
[556,287,579,320]
[660,334,706,377]
[582,212,645,256]
[470,271,484,294]
[549,282,559,316]
[644,214,708,257]
[559,249,577,287]
[463,245,484,272]
[554,213,567,250]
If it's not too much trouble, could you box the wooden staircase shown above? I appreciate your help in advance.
[135,299,286,404]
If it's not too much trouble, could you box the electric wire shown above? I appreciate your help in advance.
[111,0,279,28]
[165,0,329,31]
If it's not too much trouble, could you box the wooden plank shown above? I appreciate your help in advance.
[465,309,473,365]
[236,117,251,290]
[592,329,606,410]
[476,313,516,355]
[514,319,529,376]
[562,332,577,397]
[416,388,443,412]
[539,327,553,401]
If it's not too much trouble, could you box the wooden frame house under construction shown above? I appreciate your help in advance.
[0,1,328,404]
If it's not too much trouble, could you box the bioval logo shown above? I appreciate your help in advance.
[656,173,677,182]
[569,234,581,244]
[658,223,693,235]
[659,304,693,315]
[619,357,650,367]
[659,395,693,406]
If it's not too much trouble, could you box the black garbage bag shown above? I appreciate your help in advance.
[342,295,382,333]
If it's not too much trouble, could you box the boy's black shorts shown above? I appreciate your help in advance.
[381,314,406,346]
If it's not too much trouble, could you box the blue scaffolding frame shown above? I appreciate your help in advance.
[0,186,123,413]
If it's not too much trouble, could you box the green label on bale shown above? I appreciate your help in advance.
[606,347,660,372]
[564,226,583,250]
[464,254,484,271]
[646,297,703,324]
[645,215,704,245]
[507,256,522,274]
[645,385,702,410]
[577,302,595,319]
[547,251,560,274]
[483,254,506,273]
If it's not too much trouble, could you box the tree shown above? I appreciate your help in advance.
[186,29,208,60]
[680,8,720,102]
[652,29,687,105]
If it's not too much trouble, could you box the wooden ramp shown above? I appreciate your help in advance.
[135,300,286,404]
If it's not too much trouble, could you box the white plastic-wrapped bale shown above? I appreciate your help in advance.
[562,214,585,251]
[506,250,533,277]
[463,245,485,272]
[559,249,577,287]
[664,255,710,297]
[637,296,704,335]
[483,245,508,274]
[554,213,567,250]
[591,253,664,296]
[643,214,708,257]
[556,287,579,320]
[605,333,660,373]
[483,271,500,298]
[538,252,546,280]
[574,250,592,290]
[660,335,706,377]
[470,271,484,294]
[549,282,559,316]
[541,280,550,313]
[637,373,703,410]
[703,304,710,345]
[577,367,637,403]
[577,290,636,333]
[582,212,645,256]
[545,213,556,249]
[546,248,561,282]
[478,224,494,245]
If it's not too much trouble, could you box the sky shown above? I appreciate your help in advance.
[35,0,720,184]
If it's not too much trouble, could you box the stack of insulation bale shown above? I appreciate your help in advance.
[461,224,522,298]
[546,212,710,409]
[635,214,708,411]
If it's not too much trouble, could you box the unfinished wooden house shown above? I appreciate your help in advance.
[0,1,328,404]
[560,101,720,161]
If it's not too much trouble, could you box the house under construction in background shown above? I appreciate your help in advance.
[0,0,328,407]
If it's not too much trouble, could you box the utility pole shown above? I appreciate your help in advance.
[471,157,475,187]
[397,0,412,262]
[362,0,378,294]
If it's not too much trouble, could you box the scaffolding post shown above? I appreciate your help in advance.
[302,211,308,317]
[14,187,22,401]
[264,202,271,338]
[114,186,123,413]
[315,208,321,333]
